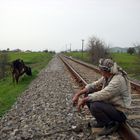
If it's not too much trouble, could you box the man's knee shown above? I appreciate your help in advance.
[86,101,105,113]
[90,101,103,111]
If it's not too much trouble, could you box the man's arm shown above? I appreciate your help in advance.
[72,77,103,105]
[88,75,122,102]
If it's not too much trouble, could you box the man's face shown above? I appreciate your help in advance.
[100,69,109,78]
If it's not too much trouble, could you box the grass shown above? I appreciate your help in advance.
[65,52,140,80]
[65,52,91,63]
[111,53,140,79]
[0,52,54,117]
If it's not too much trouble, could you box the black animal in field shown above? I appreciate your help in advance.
[11,59,32,84]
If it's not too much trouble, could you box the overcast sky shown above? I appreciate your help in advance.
[0,0,140,52]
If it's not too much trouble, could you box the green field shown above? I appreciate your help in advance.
[111,53,140,79]
[0,52,54,117]
[65,52,91,63]
[65,52,140,80]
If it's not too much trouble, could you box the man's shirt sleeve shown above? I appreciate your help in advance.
[85,77,104,93]
[88,75,122,101]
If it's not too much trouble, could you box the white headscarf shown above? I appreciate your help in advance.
[99,58,127,75]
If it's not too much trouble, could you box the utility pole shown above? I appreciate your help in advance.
[82,39,84,59]
[70,43,71,52]
[66,44,67,52]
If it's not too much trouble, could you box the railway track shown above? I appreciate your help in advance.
[59,55,140,140]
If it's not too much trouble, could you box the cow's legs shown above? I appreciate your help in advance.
[15,75,19,84]
[12,72,15,84]
[12,69,19,84]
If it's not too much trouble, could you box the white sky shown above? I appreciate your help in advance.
[0,0,140,52]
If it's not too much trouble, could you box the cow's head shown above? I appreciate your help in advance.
[25,66,32,76]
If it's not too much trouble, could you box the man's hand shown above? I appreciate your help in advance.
[77,97,89,112]
[72,94,79,106]
[72,88,88,106]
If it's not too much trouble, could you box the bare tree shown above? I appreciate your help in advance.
[133,43,140,55]
[87,36,110,65]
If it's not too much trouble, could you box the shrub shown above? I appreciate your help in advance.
[0,51,10,79]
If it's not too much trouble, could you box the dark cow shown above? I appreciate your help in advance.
[11,59,32,84]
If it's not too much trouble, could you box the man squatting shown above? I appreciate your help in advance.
[72,58,131,136]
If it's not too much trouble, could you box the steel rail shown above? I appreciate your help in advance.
[119,123,140,140]
[59,55,140,140]
[59,56,87,87]
[64,55,140,92]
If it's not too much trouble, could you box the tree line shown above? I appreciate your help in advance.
[0,51,9,79]
[80,36,140,65]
